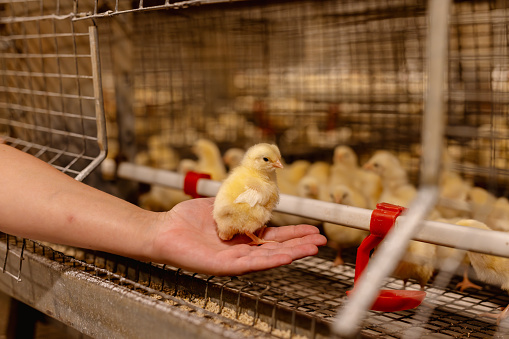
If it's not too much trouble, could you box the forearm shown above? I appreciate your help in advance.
[0,144,159,261]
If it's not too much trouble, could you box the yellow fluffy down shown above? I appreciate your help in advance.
[213,143,281,241]
[459,219,509,291]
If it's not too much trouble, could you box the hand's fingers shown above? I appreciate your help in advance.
[261,233,327,249]
[262,224,322,242]
[217,225,326,248]
[238,254,294,275]
[215,236,322,275]
[254,241,321,261]
[238,242,320,274]
[213,247,293,276]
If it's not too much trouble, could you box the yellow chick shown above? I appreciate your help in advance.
[363,151,437,289]
[392,239,437,290]
[223,147,245,172]
[138,185,189,212]
[437,172,472,219]
[178,159,197,174]
[306,161,330,186]
[467,186,497,223]
[437,149,472,219]
[363,150,416,207]
[329,145,355,187]
[332,145,382,209]
[433,218,481,292]
[147,135,180,170]
[487,197,509,232]
[278,159,311,195]
[213,143,283,245]
[138,158,196,212]
[458,219,509,324]
[193,138,227,181]
[271,175,322,227]
[323,184,369,266]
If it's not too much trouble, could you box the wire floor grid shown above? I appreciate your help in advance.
[2,234,509,338]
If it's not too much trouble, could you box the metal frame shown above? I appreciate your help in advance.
[0,237,270,339]
[0,7,107,181]
[2,235,509,338]
[2,0,509,337]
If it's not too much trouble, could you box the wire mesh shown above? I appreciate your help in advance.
[108,0,509,188]
[0,1,106,181]
[3,235,509,338]
[98,0,509,336]
[448,1,509,191]
[2,0,509,338]
[124,0,430,172]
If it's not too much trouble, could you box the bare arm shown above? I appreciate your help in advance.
[0,144,326,276]
[0,144,157,260]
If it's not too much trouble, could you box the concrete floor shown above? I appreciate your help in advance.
[0,290,90,339]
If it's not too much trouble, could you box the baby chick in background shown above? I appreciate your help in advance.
[391,239,436,290]
[323,184,369,266]
[437,150,472,219]
[487,197,509,232]
[193,138,227,181]
[297,175,322,200]
[467,186,497,223]
[437,172,472,219]
[306,161,330,186]
[213,143,284,245]
[330,145,356,187]
[138,158,197,212]
[433,218,482,292]
[278,159,311,196]
[331,146,382,209]
[223,147,245,172]
[363,150,416,207]
[458,219,509,324]
[178,158,197,174]
[363,150,437,289]
[271,175,322,227]
[147,135,180,170]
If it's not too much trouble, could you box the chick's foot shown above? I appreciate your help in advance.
[245,231,276,246]
[456,271,483,292]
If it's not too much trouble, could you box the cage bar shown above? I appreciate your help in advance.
[3,0,509,338]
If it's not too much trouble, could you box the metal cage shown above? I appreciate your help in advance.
[0,2,107,181]
[2,0,509,338]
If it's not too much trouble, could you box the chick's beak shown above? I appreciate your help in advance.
[273,160,284,169]
[363,163,372,171]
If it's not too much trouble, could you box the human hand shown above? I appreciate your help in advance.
[149,197,327,276]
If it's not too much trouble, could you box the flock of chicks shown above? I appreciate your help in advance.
[137,137,509,323]
[277,145,509,324]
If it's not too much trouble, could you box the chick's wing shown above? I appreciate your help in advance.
[234,188,263,207]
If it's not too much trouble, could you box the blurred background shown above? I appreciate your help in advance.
[1,0,509,338]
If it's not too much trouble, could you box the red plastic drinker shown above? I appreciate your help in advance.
[345,203,426,312]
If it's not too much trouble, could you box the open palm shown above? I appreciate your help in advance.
[151,198,327,276]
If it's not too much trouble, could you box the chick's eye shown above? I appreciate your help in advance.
[263,157,269,162]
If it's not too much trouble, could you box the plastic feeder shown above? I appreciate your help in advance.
[346,203,426,312]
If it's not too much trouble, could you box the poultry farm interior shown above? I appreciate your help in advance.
[1,0,509,338]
